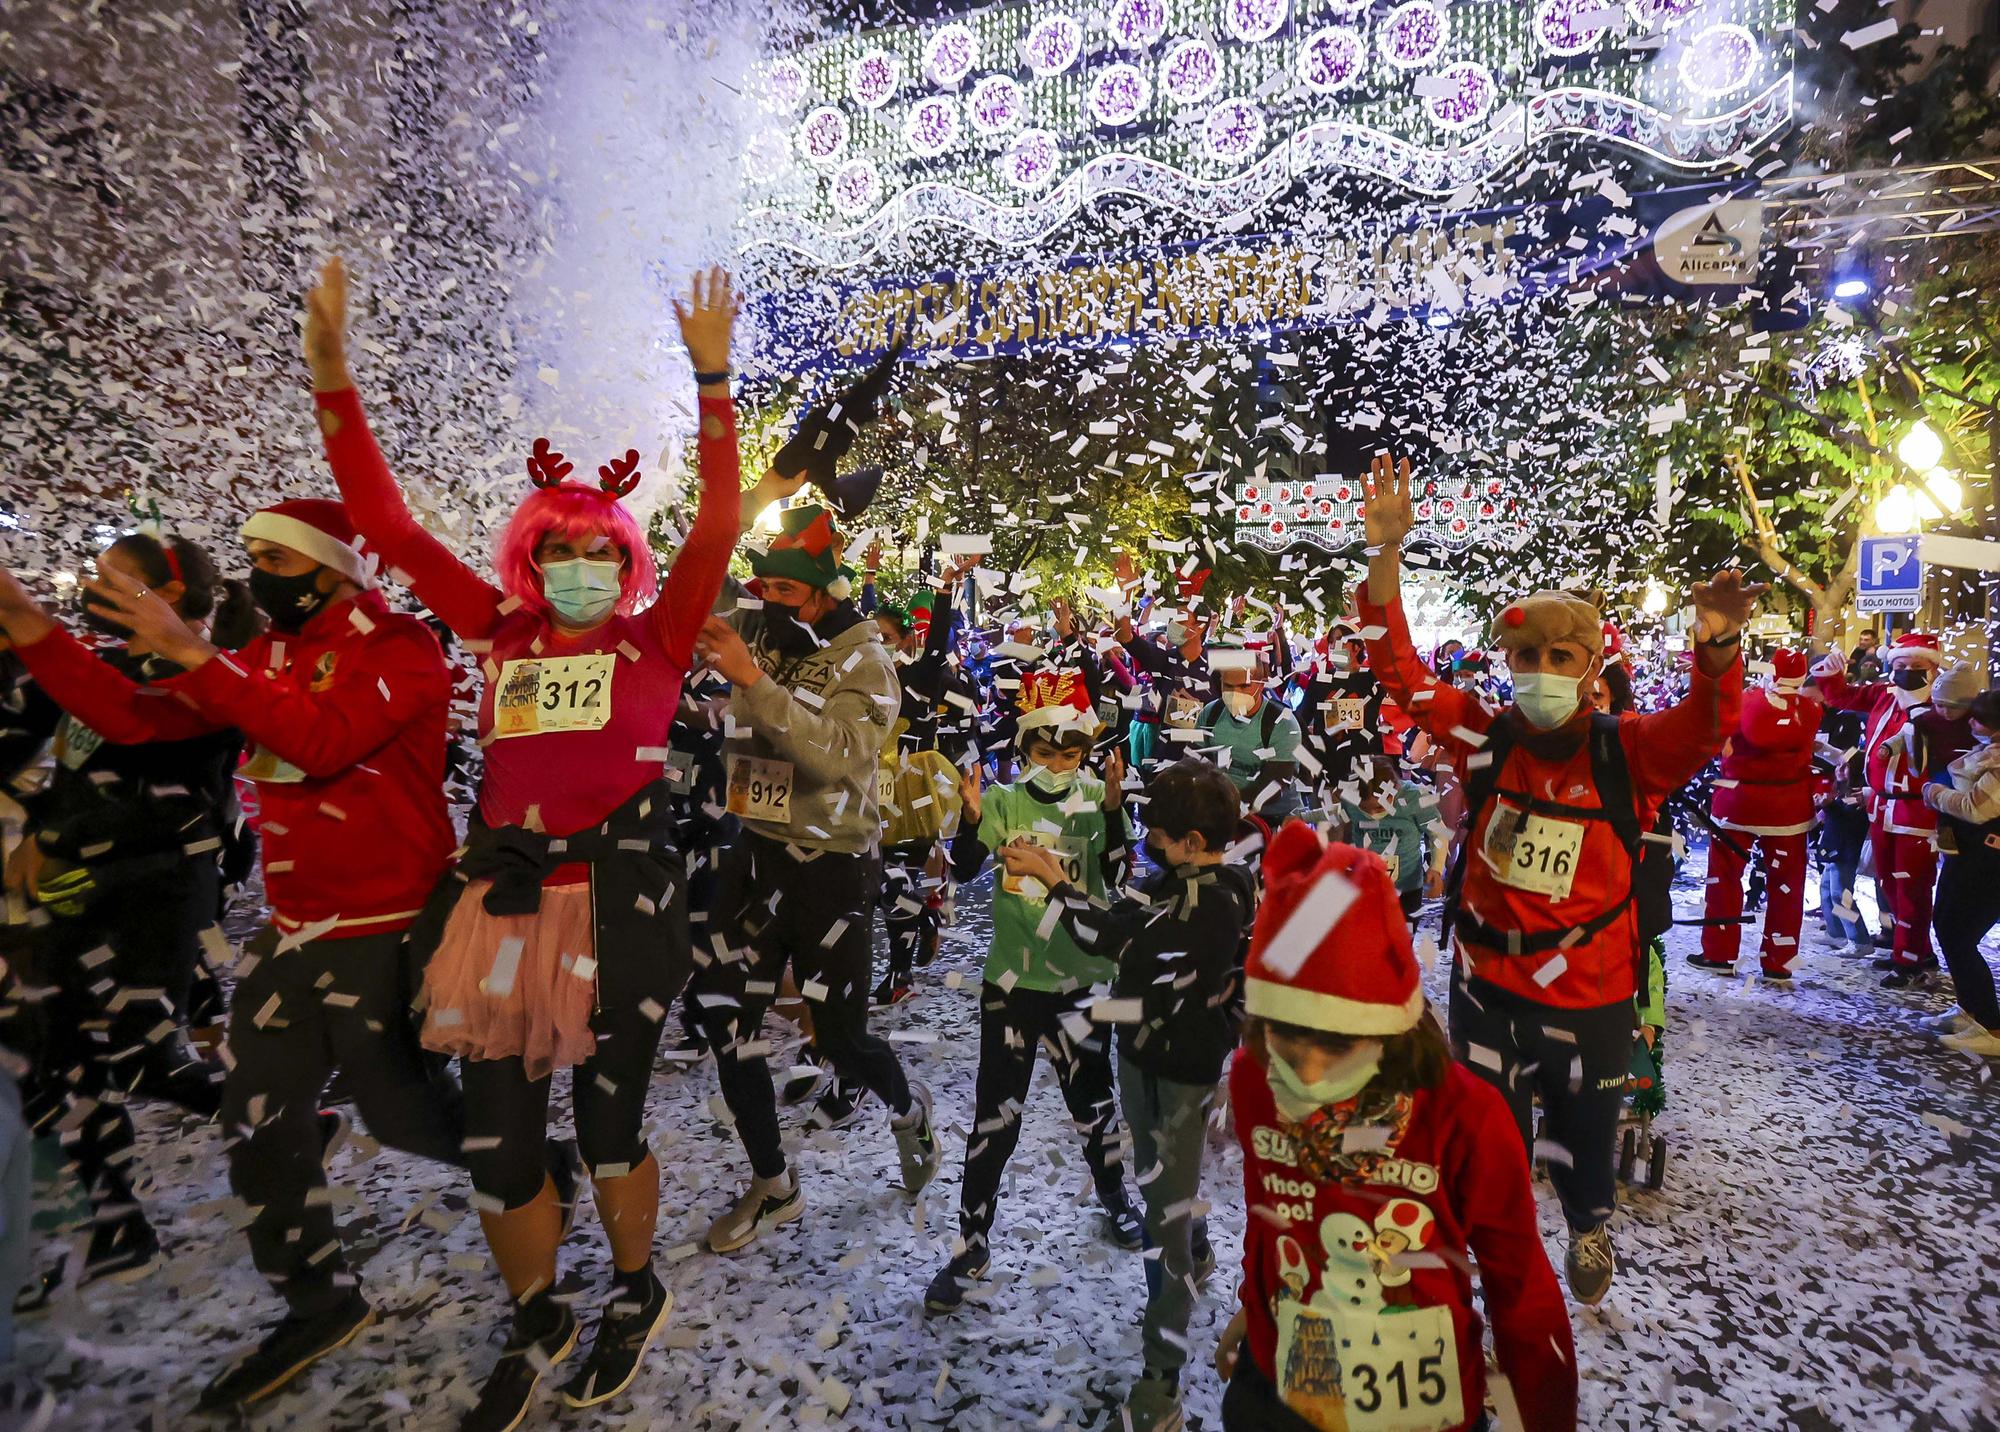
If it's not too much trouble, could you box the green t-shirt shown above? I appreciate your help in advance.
[978,777,1123,991]
[1202,700,1303,795]
[1340,784,1435,893]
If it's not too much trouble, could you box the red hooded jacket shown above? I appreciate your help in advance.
[1231,1049,1577,1432]
[17,591,453,938]
[1709,685,1822,837]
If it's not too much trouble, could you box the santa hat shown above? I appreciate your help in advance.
[1245,823,1424,1036]
[240,499,373,587]
[1771,648,1809,691]
[1016,667,1100,743]
[1601,620,1626,661]
[1888,632,1945,668]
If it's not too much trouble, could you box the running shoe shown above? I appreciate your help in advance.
[779,1051,829,1106]
[922,1248,991,1315]
[1685,954,1735,973]
[1103,1200,1145,1251]
[872,976,915,1007]
[892,1082,942,1196]
[1563,1225,1616,1306]
[196,1291,377,1414]
[807,1076,867,1131]
[560,1268,672,1409]
[1942,1027,2000,1056]
[1122,1373,1187,1432]
[460,1300,578,1432]
[1919,1009,1977,1037]
[706,1172,804,1254]
[14,1211,161,1317]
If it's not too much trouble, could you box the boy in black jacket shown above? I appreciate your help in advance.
[998,758,1254,1432]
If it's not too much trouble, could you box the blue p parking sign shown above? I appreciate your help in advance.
[1858,536,1923,614]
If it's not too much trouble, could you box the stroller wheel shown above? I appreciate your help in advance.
[1618,1126,1639,1184]
[1646,1135,1669,1191]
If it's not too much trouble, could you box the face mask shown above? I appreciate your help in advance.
[250,566,332,633]
[1266,1040,1383,1122]
[1222,689,1259,719]
[1974,728,1995,747]
[1026,762,1078,795]
[761,597,820,656]
[1511,671,1584,730]
[1164,620,1188,645]
[1891,667,1931,690]
[541,557,622,627]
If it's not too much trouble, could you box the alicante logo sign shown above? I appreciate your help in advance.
[1654,199,1764,284]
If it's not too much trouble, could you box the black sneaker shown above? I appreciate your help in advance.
[1882,966,1926,990]
[1872,954,1900,971]
[560,1268,672,1409]
[461,1300,579,1432]
[807,1076,866,1131]
[922,1247,991,1315]
[547,1138,584,1240]
[1685,954,1735,973]
[1103,1200,1145,1251]
[779,1051,829,1106]
[196,1291,377,1414]
[317,1109,352,1169]
[1760,966,1794,983]
[872,975,914,1007]
[1191,1224,1217,1287]
[17,1212,162,1316]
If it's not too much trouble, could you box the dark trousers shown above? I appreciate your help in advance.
[956,981,1126,1250]
[1932,850,2000,1031]
[693,832,911,1181]
[878,837,941,983]
[19,863,225,1220]
[220,925,465,1317]
[1448,968,1631,1234]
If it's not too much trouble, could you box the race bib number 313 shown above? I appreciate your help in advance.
[493,654,616,739]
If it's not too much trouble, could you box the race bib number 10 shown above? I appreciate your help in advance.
[493,653,616,739]
[1001,833,1085,902]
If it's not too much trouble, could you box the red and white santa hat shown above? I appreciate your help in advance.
[240,499,374,587]
[1888,632,1945,668]
[1245,822,1424,1036]
[1770,647,1809,691]
[1015,667,1100,741]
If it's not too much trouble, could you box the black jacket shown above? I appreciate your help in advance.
[1048,858,1257,1086]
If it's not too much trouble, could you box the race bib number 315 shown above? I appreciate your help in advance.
[493,654,616,739]
[1277,1303,1463,1432]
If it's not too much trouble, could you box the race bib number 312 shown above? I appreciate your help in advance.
[493,653,616,739]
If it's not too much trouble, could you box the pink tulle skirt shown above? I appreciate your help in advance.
[420,879,597,1080]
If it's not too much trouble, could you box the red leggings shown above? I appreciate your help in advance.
[1701,830,1808,972]
[1875,824,1937,967]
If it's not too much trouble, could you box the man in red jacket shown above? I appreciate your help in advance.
[1355,454,1759,1306]
[1690,648,1823,979]
[0,499,468,1412]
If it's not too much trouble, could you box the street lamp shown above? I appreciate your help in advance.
[1897,419,1944,475]
[1641,580,1668,616]
[1875,484,1919,534]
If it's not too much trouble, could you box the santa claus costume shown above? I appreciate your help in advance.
[1693,649,1823,978]
[1815,633,1949,978]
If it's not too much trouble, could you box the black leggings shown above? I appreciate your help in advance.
[957,981,1126,1250]
[879,837,941,983]
[462,858,691,1209]
[692,832,911,1181]
[1932,849,2000,1030]
[1448,967,1632,1234]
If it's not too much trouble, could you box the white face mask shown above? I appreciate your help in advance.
[1222,689,1260,720]
[1026,762,1078,795]
[1511,671,1584,730]
[1266,1039,1384,1122]
[1164,620,1188,645]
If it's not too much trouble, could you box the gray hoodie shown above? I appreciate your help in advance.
[725,611,900,854]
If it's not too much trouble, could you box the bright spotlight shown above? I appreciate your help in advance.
[1897,420,1944,475]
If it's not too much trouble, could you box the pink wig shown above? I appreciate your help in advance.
[495,484,657,620]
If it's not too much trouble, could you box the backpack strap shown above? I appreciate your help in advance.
[1200,699,1221,731]
[1438,716,1519,941]
[1587,713,1644,860]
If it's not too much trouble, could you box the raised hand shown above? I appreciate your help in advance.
[1102,749,1127,810]
[1112,550,1139,589]
[1689,567,1769,645]
[959,763,984,825]
[85,562,213,668]
[674,266,738,382]
[1051,597,1076,640]
[304,256,352,392]
[1363,452,1416,551]
[863,538,884,574]
[695,614,762,687]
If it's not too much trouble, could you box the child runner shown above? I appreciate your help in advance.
[1333,755,1442,918]
[303,257,742,1428]
[925,673,1143,1313]
[1001,757,1255,1430]
[1214,823,1577,1432]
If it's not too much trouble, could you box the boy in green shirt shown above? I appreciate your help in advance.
[1335,755,1446,917]
[925,671,1141,1313]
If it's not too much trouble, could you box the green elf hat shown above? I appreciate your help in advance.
[751,504,852,598]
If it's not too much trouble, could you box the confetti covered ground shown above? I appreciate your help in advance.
[11,856,1999,1431]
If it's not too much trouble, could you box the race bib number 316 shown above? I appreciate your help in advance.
[1494,811,1584,901]
[493,654,616,739]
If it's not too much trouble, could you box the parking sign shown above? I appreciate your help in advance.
[1858,536,1923,614]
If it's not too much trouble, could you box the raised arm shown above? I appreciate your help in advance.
[695,615,895,786]
[1622,567,1761,797]
[304,258,506,640]
[652,267,744,666]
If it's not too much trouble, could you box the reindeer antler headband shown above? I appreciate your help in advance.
[527,437,642,498]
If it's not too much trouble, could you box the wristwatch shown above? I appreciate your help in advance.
[1699,629,1742,648]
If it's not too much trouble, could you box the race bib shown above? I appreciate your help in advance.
[1493,811,1584,900]
[1001,832,1085,902]
[240,744,308,784]
[1336,697,1368,731]
[726,754,794,822]
[1277,1303,1462,1432]
[492,653,616,740]
[1166,693,1205,728]
[54,714,104,771]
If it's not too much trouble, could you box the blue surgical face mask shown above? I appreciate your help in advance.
[542,556,622,627]
[1026,762,1079,796]
[1265,1039,1383,1122]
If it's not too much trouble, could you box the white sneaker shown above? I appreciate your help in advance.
[1919,1009,1977,1037]
[1941,1027,2000,1057]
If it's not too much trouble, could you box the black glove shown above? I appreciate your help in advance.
[771,340,907,490]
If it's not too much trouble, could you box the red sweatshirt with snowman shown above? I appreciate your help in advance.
[1231,1047,1576,1432]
